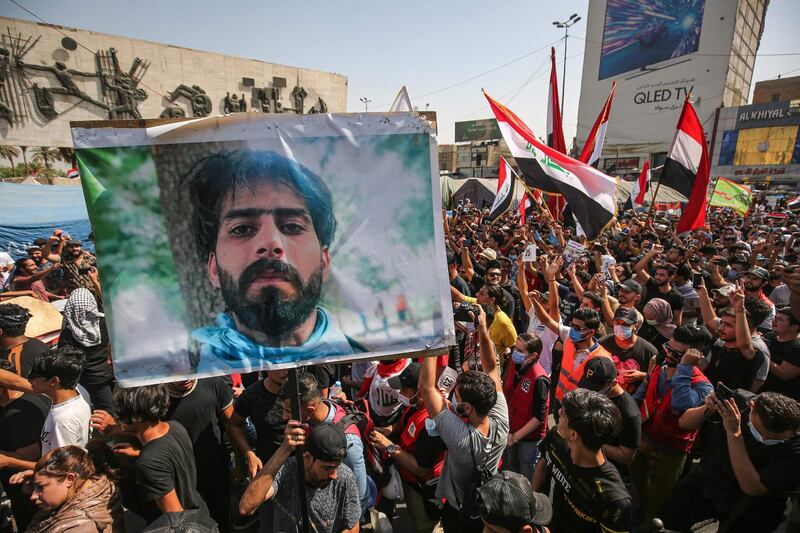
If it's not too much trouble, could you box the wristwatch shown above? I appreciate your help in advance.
[386,444,398,455]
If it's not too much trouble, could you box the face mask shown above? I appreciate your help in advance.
[512,350,526,365]
[569,327,589,343]
[748,420,785,446]
[614,324,633,340]
[509,254,517,261]
[398,392,417,407]
[646,319,659,326]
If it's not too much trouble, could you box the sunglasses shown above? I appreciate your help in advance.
[662,342,685,358]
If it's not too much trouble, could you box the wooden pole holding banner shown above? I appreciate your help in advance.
[286,368,310,533]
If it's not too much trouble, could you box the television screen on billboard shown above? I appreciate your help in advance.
[599,0,705,80]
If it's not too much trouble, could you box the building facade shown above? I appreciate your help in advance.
[0,17,348,157]
[752,75,800,105]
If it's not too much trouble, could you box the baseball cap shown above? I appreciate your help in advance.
[25,246,42,253]
[66,240,82,247]
[578,357,617,391]
[713,284,736,297]
[387,362,421,390]
[306,423,347,462]
[478,249,497,261]
[617,279,642,295]
[747,267,770,280]
[613,307,637,325]
[477,471,552,529]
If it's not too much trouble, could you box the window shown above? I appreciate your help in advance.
[772,93,781,102]
[719,130,739,166]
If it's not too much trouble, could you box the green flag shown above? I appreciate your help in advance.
[709,178,752,217]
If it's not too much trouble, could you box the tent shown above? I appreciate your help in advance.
[440,175,527,210]
[0,182,92,258]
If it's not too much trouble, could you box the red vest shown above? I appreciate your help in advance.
[397,405,445,484]
[640,365,710,453]
[503,360,549,441]
[328,401,361,438]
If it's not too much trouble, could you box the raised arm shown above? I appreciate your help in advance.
[461,244,474,282]
[695,281,719,335]
[730,284,755,361]
[530,292,561,336]
[634,244,662,284]
[419,353,445,417]
[476,305,501,391]
[516,256,531,312]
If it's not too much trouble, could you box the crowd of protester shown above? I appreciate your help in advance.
[0,196,799,533]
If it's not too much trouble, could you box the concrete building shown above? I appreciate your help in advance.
[0,17,348,155]
[752,75,800,104]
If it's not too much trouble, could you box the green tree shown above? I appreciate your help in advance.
[0,145,20,177]
[31,146,62,169]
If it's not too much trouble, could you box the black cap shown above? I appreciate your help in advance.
[66,240,82,247]
[613,307,638,325]
[617,279,642,295]
[306,423,347,462]
[747,267,770,280]
[578,357,617,391]
[387,362,421,390]
[477,470,552,528]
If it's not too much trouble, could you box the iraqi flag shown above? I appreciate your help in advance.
[624,159,651,210]
[787,195,800,212]
[66,167,80,180]
[660,99,710,233]
[485,91,617,240]
[579,81,616,168]
[519,191,533,225]
[488,156,516,222]
[546,47,567,221]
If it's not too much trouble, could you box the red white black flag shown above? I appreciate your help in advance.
[660,99,710,233]
[488,156,516,222]
[579,81,616,168]
[546,47,567,221]
[624,159,650,210]
[519,191,532,225]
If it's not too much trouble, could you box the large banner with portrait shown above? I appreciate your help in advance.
[71,113,454,386]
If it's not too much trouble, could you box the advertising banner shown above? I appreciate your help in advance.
[454,119,501,143]
[71,113,454,386]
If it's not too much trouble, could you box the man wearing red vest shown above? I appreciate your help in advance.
[369,362,446,533]
[630,324,713,528]
[529,295,611,405]
[502,332,549,480]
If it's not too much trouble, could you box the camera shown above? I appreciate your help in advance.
[453,303,480,323]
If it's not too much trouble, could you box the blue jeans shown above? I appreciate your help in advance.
[502,439,541,480]
[344,433,371,515]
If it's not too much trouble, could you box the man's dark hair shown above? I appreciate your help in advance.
[489,233,504,246]
[576,270,592,284]
[582,291,603,309]
[28,347,85,389]
[0,303,32,337]
[188,149,337,257]
[572,308,601,331]
[517,332,543,356]
[484,259,501,271]
[654,262,676,276]
[744,297,771,329]
[282,371,321,405]
[456,370,497,417]
[33,238,47,247]
[675,263,692,281]
[671,246,687,258]
[484,283,506,307]
[777,306,800,328]
[754,392,800,434]
[671,324,713,350]
[113,384,170,425]
[562,389,621,451]
[14,257,30,269]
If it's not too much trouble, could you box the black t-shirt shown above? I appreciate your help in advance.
[303,364,337,390]
[234,379,287,462]
[700,411,800,531]
[1,338,49,378]
[643,278,684,312]
[136,421,205,524]
[58,321,112,385]
[539,429,633,533]
[762,332,800,401]
[636,323,670,351]
[608,391,641,479]
[165,378,233,484]
[705,342,766,391]
[599,335,658,372]
[556,282,580,322]
[450,275,471,297]
[0,393,50,452]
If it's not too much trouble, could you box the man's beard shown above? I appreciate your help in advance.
[218,258,324,338]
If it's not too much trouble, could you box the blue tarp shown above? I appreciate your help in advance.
[0,183,93,259]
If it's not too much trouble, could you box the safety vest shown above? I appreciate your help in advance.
[397,405,445,485]
[503,360,549,441]
[640,365,710,453]
[554,339,612,401]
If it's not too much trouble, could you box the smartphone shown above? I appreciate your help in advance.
[463,239,472,247]
[716,382,734,401]
[692,273,703,288]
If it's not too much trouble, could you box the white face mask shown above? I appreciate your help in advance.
[614,324,634,340]
[398,392,417,407]
[646,319,659,326]
[748,420,785,446]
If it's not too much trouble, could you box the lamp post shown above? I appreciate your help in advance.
[360,97,372,112]
[552,13,581,117]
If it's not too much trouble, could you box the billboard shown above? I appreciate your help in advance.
[599,0,705,80]
[455,119,501,143]
[71,113,454,386]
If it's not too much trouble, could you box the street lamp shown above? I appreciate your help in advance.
[360,97,372,112]
[552,13,582,117]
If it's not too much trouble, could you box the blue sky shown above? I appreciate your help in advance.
[2,0,798,144]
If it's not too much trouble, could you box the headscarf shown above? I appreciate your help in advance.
[62,288,104,347]
[644,298,675,340]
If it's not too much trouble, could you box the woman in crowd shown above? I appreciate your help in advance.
[638,298,675,349]
[24,444,123,533]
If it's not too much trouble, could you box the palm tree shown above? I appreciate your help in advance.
[20,145,28,176]
[31,146,62,169]
[0,145,20,177]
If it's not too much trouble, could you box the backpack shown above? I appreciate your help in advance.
[458,425,496,523]
[331,398,392,489]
